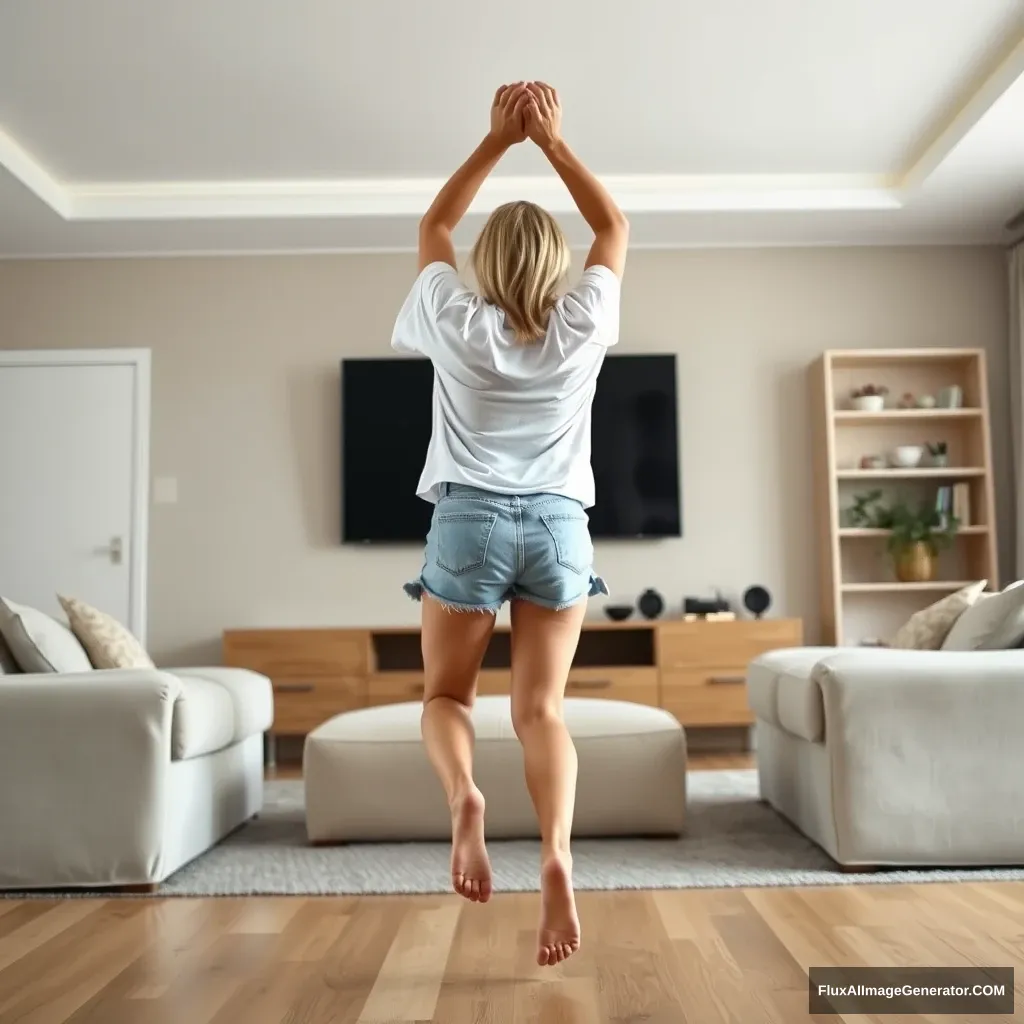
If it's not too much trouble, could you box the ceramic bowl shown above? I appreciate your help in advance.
[852,394,885,412]
[891,445,924,468]
[604,604,634,622]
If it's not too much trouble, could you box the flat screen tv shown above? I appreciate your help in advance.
[341,353,681,542]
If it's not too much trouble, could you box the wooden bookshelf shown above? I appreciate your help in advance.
[810,349,999,645]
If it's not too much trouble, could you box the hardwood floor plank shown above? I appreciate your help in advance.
[0,899,104,972]
[432,895,522,1024]
[357,901,462,1022]
[316,897,410,1023]
[227,895,308,934]
[1,883,1022,1022]
[587,892,687,1021]
[0,901,159,1024]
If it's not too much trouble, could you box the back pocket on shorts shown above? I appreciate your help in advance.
[540,513,593,575]
[434,512,498,575]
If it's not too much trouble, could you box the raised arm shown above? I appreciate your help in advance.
[418,83,530,272]
[525,83,629,278]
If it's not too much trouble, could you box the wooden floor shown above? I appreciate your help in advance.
[2,884,1022,1022]
[4,753,1021,1022]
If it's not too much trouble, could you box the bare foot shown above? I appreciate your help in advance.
[450,787,492,903]
[537,851,580,966]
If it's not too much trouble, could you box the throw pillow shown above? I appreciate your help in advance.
[890,580,987,650]
[0,598,94,673]
[58,595,155,670]
[0,631,20,674]
[941,581,1024,651]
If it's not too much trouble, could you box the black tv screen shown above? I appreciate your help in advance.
[341,354,681,542]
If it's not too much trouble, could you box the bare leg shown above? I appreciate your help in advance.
[509,598,587,967]
[420,595,496,903]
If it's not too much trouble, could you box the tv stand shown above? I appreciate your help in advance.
[224,617,802,761]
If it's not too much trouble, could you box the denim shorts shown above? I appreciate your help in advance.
[404,483,609,613]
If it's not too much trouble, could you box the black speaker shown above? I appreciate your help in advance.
[743,585,772,619]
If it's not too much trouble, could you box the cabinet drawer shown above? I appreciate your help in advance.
[661,668,752,726]
[224,629,369,677]
[658,619,802,671]
[271,676,365,734]
[369,673,427,706]
[565,667,658,706]
[367,667,659,707]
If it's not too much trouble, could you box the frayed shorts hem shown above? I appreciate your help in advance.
[403,575,609,614]
[402,579,504,614]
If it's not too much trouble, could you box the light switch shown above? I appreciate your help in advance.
[153,477,178,504]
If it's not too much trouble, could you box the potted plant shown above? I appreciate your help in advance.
[927,441,948,467]
[850,384,888,412]
[881,497,959,582]
[846,490,885,528]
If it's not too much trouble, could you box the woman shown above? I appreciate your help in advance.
[391,81,628,967]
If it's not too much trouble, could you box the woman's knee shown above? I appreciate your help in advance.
[511,697,563,735]
[423,690,475,712]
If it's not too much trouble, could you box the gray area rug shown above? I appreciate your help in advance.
[149,769,1024,896]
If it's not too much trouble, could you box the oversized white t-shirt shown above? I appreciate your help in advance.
[391,261,620,507]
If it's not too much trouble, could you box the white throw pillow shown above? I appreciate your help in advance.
[58,595,154,670]
[941,581,1024,651]
[0,598,94,673]
[0,631,19,674]
[890,580,987,650]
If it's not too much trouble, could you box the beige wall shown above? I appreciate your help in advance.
[0,247,1011,664]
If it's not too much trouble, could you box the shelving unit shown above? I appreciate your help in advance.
[810,349,999,645]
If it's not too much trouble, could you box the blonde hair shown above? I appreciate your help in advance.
[470,201,571,344]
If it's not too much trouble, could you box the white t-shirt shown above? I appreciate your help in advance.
[391,262,620,507]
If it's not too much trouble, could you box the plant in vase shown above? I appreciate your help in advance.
[927,441,948,467]
[846,490,886,528]
[881,497,959,582]
[849,384,888,412]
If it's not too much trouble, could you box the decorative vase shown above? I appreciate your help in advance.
[637,588,664,620]
[894,542,936,583]
[931,453,948,467]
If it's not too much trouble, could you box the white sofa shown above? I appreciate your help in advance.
[0,665,273,890]
[748,646,1024,868]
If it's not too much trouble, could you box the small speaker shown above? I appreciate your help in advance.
[743,585,772,619]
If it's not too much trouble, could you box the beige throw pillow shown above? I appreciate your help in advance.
[0,631,20,674]
[941,581,1024,651]
[0,598,94,673]
[58,595,155,670]
[890,581,987,650]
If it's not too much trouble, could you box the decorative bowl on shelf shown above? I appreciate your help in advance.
[851,394,885,412]
[890,445,924,468]
[604,604,634,622]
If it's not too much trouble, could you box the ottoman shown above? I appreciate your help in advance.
[304,695,687,842]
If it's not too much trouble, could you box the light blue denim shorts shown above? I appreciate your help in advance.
[404,483,609,613]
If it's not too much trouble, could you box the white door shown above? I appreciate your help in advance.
[0,351,150,640]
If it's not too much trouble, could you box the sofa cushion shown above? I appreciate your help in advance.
[58,595,155,670]
[0,599,93,674]
[942,582,1024,651]
[172,676,236,760]
[747,647,833,731]
[170,667,273,742]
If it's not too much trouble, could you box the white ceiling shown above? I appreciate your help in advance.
[1,0,1023,257]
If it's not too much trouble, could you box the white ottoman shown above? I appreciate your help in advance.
[304,695,687,842]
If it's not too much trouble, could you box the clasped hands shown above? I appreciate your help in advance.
[489,82,562,150]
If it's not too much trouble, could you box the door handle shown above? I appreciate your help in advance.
[708,675,745,685]
[97,537,123,565]
[568,679,612,690]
